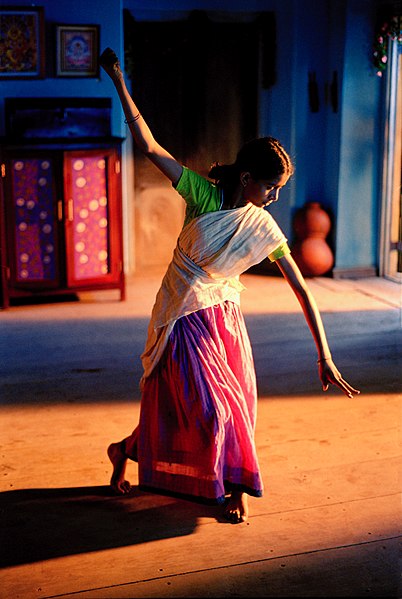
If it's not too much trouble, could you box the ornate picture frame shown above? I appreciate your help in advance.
[0,6,45,79]
[56,24,99,78]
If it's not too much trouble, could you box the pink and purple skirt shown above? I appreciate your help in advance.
[123,301,263,504]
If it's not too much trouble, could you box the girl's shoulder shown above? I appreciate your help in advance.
[174,167,222,224]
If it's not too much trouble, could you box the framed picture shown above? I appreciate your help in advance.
[56,25,99,78]
[0,6,45,79]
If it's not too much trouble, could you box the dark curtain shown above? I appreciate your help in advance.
[123,9,275,177]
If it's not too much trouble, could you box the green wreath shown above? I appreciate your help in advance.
[373,15,402,77]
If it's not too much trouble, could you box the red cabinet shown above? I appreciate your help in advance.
[0,142,125,308]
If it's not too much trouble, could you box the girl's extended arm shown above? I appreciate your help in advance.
[275,253,360,398]
[100,48,183,185]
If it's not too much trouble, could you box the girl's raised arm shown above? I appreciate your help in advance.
[100,48,183,185]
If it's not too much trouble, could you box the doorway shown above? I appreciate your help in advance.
[380,39,402,282]
[123,10,274,271]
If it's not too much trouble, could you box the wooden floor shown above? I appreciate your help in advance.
[0,273,401,598]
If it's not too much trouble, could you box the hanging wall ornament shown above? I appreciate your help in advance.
[373,13,402,77]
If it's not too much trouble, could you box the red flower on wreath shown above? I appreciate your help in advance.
[373,15,402,77]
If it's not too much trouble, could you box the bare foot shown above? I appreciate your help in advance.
[224,490,248,523]
[107,442,131,494]
[99,47,123,82]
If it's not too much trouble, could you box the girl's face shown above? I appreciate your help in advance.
[242,173,289,208]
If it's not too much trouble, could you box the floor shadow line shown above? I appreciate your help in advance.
[0,485,223,567]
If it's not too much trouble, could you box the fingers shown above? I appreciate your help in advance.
[336,374,360,397]
[325,373,360,398]
[320,363,360,398]
[336,378,359,398]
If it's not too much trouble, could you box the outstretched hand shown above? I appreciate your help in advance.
[318,358,360,398]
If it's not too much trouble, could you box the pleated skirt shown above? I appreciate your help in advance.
[132,300,263,504]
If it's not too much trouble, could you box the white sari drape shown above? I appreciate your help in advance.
[140,203,287,381]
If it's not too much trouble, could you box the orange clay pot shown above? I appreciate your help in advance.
[291,202,334,276]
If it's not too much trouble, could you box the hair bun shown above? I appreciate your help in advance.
[208,162,237,183]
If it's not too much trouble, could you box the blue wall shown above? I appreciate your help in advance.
[0,0,385,275]
[0,0,125,138]
[335,0,382,272]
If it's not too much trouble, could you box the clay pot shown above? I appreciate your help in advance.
[292,202,334,276]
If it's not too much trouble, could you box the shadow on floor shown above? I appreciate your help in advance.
[1,310,401,405]
[0,485,224,567]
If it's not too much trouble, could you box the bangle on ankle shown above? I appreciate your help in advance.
[124,113,141,124]
[317,356,332,364]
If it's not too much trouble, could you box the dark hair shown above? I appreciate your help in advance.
[208,136,294,186]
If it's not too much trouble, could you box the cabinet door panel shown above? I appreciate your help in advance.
[8,157,60,287]
[64,149,122,288]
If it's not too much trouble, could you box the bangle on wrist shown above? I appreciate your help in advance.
[317,356,332,364]
[124,113,141,124]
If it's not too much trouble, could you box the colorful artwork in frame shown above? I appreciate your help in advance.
[0,6,45,79]
[56,25,99,78]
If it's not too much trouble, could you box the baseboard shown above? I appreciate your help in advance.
[332,266,378,279]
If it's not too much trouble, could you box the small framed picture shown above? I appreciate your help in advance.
[0,6,45,79]
[56,24,99,78]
